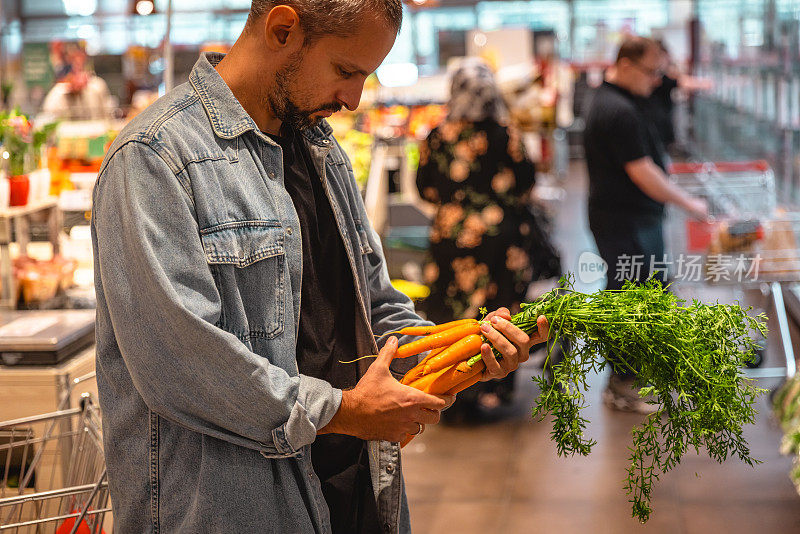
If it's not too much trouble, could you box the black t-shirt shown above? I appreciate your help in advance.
[646,74,679,146]
[267,127,381,534]
[584,81,667,220]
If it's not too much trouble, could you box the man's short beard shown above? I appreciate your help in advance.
[267,50,340,132]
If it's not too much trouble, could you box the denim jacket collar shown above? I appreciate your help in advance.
[189,52,333,147]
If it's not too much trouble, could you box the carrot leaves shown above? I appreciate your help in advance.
[514,276,767,523]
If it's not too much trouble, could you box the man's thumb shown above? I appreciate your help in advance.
[374,336,398,369]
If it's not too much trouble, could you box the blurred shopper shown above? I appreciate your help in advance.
[416,58,538,420]
[645,40,713,153]
[583,36,708,413]
[40,41,113,121]
[92,2,544,533]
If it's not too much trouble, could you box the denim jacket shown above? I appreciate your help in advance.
[92,52,429,533]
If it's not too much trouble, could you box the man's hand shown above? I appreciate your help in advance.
[479,309,549,381]
[625,157,710,222]
[319,337,452,442]
[684,196,709,221]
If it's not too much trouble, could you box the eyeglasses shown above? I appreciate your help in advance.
[631,61,665,79]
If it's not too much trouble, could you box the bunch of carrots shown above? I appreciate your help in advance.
[387,316,532,447]
[393,318,488,396]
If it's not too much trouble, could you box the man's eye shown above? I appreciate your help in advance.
[338,68,353,79]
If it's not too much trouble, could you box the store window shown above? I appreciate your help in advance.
[22,0,69,17]
[571,0,669,61]
[414,7,478,70]
[382,6,416,66]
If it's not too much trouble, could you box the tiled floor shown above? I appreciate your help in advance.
[400,164,800,533]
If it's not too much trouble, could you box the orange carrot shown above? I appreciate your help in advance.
[422,334,483,375]
[420,345,448,364]
[446,371,484,395]
[446,359,476,375]
[395,323,482,359]
[400,346,448,385]
[401,360,486,448]
[407,365,452,392]
[423,360,485,394]
[400,367,424,385]
[391,319,477,337]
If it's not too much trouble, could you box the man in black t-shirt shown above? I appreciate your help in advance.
[646,40,714,151]
[583,36,708,413]
[646,72,679,149]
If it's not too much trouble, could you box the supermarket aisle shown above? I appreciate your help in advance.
[401,164,800,534]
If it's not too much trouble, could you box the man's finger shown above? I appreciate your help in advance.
[412,390,448,410]
[533,316,550,344]
[489,316,529,346]
[414,408,441,425]
[480,320,516,356]
[479,343,503,380]
[487,317,531,364]
[485,307,512,321]
[433,394,456,409]
[401,422,422,436]
[373,336,398,371]
[499,353,518,374]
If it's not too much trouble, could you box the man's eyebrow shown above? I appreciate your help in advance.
[336,60,370,77]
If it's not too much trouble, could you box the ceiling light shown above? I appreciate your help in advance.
[132,0,155,16]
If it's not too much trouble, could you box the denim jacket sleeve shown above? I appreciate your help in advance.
[92,140,341,454]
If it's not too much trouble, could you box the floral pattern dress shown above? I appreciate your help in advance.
[416,118,537,325]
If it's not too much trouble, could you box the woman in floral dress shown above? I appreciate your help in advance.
[416,58,538,416]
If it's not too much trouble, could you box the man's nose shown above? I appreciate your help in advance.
[338,81,365,112]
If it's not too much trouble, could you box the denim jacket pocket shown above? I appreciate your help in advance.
[201,221,286,340]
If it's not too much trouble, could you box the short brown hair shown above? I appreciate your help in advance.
[615,36,659,64]
[246,1,403,42]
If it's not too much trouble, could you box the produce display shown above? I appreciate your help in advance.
[326,104,446,191]
[407,105,448,140]
[53,120,114,172]
[13,255,77,306]
[392,277,767,523]
[336,129,373,189]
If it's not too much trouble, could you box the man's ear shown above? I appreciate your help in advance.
[262,5,304,50]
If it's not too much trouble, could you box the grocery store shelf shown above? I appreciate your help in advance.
[0,198,62,310]
[0,197,58,218]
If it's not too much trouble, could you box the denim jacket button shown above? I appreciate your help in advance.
[385,464,394,474]
[286,227,293,236]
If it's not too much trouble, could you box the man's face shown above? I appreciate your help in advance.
[625,47,663,97]
[266,18,397,131]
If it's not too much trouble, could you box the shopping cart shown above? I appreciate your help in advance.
[665,160,798,379]
[0,374,110,534]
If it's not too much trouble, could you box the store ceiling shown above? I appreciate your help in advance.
[406,0,493,8]
[407,0,570,7]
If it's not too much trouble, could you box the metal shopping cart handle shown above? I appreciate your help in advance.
[670,159,776,221]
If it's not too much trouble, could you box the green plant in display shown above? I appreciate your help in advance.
[0,109,57,176]
[512,276,767,523]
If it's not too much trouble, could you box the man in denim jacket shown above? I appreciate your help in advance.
[92,1,545,532]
